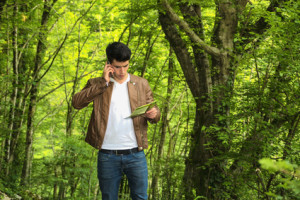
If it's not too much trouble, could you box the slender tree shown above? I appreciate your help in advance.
[150,48,174,199]
[21,0,58,186]
[3,0,29,179]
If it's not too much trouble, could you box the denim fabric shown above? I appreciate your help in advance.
[98,150,148,200]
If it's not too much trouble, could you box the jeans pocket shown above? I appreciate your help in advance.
[98,152,110,161]
[132,151,145,159]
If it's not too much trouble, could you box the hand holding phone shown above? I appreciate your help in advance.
[103,61,114,82]
[108,61,114,78]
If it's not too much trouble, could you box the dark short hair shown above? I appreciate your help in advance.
[106,42,131,63]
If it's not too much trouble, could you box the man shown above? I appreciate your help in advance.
[72,42,160,200]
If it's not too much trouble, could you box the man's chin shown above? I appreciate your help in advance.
[118,74,126,79]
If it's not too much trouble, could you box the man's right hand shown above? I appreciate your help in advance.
[102,61,114,83]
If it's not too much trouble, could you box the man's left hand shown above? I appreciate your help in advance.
[145,107,157,119]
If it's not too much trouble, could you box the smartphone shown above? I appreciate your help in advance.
[107,60,113,77]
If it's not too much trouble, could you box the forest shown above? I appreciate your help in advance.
[0,0,299,199]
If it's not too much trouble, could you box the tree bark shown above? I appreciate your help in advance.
[159,0,246,198]
[4,0,19,176]
[21,0,57,186]
[4,0,28,179]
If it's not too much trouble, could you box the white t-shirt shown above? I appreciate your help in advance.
[101,75,138,150]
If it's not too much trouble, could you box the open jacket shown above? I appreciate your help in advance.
[72,74,160,150]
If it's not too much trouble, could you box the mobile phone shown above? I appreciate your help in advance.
[107,60,113,77]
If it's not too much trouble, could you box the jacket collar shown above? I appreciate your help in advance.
[127,74,138,111]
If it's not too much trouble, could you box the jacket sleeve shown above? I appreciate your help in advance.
[72,78,108,110]
[145,80,161,123]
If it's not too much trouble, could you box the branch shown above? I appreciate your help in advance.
[255,168,270,200]
[18,32,38,64]
[37,70,97,102]
[36,0,97,83]
[34,98,64,131]
[283,112,300,159]
[118,15,139,42]
[161,0,220,57]
[158,12,200,98]
[24,0,97,98]
[239,0,287,49]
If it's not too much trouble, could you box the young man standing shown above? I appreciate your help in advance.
[72,42,160,200]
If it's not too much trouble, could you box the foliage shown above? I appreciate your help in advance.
[0,0,299,199]
[260,158,300,199]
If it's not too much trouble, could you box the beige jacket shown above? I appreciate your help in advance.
[72,74,160,150]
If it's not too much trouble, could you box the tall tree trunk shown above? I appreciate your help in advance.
[4,1,33,180]
[162,102,183,200]
[21,0,57,186]
[4,0,18,176]
[66,23,81,198]
[4,0,28,178]
[159,0,246,198]
[93,183,99,200]
[150,48,174,200]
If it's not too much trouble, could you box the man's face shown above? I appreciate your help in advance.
[111,59,129,83]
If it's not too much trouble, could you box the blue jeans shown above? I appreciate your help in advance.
[97,150,148,200]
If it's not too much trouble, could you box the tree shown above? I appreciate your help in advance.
[150,48,174,200]
[21,0,58,186]
[158,0,299,199]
